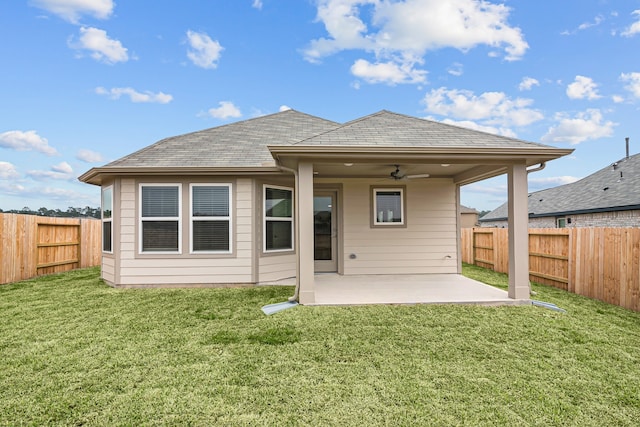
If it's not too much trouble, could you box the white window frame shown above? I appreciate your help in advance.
[372,187,405,226]
[190,183,232,254]
[263,184,294,253]
[102,185,113,254]
[139,183,182,254]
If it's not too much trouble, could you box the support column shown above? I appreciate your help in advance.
[507,163,530,300]
[297,162,315,304]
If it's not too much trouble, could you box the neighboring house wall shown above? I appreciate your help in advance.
[460,212,478,228]
[341,178,458,275]
[480,209,640,228]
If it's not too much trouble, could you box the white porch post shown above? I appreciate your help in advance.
[507,163,530,300]
[297,162,315,304]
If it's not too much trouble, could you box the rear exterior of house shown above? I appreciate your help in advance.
[99,175,458,287]
[81,109,572,302]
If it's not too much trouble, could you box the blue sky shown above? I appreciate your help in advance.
[1,0,640,212]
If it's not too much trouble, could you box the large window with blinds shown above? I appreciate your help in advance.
[264,185,294,252]
[140,184,181,253]
[190,184,232,253]
[372,187,405,226]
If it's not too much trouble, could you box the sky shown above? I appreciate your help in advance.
[1,0,640,213]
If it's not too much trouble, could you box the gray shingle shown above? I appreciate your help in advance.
[297,110,551,148]
[106,110,339,168]
[481,152,640,221]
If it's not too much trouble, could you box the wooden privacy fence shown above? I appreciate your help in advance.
[0,213,101,284]
[461,227,640,312]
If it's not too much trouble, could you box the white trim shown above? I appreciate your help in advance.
[373,187,405,226]
[101,185,113,254]
[189,183,232,254]
[138,183,182,254]
[263,184,295,253]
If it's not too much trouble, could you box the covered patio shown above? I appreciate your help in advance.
[261,274,530,306]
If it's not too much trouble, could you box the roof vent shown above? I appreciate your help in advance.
[603,187,609,191]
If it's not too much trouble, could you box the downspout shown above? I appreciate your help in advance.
[274,160,301,302]
[526,162,546,174]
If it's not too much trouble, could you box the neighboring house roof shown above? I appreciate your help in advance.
[79,109,572,185]
[481,152,640,221]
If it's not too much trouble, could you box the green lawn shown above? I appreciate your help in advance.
[1,266,639,426]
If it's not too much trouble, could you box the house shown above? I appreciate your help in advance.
[460,205,480,228]
[79,110,572,303]
[480,151,640,228]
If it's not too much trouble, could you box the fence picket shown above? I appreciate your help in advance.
[462,227,640,312]
[0,213,101,284]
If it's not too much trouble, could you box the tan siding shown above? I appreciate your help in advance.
[102,256,115,284]
[259,254,296,282]
[342,179,458,275]
[114,177,255,286]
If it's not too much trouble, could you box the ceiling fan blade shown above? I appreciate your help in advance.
[406,173,430,179]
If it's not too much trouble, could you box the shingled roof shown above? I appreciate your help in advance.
[294,110,552,149]
[481,152,640,221]
[104,110,339,168]
[80,109,573,185]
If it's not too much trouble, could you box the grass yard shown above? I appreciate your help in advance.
[1,266,639,426]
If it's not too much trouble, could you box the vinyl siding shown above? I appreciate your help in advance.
[101,256,115,284]
[258,253,296,282]
[115,177,254,286]
[342,179,458,275]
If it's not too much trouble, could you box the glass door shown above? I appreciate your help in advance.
[314,191,338,272]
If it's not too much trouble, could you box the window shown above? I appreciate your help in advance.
[190,184,232,253]
[102,186,113,253]
[264,185,294,252]
[556,217,566,228]
[372,188,404,226]
[140,184,181,253]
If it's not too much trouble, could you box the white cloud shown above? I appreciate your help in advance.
[350,58,427,84]
[541,109,616,145]
[304,0,527,84]
[279,105,292,112]
[0,162,20,179]
[620,72,640,98]
[612,95,625,103]
[69,27,128,64]
[423,87,543,128]
[95,87,173,104]
[30,0,114,24]
[447,62,463,77]
[519,77,539,91]
[436,118,517,138]
[0,130,58,156]
[205,101,242,119]
[186,30,224,69]
[27,161,75,181]
[622,10,640,37]
[76,149,104,163]
[252,0,263,9]
[566,75,601,100]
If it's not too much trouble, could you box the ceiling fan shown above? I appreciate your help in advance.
[389,165,430,180]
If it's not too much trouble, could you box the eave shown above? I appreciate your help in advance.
[78,166,283,186]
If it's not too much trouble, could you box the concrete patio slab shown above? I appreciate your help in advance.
[312,274,530,306]
[260,274,530,306]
